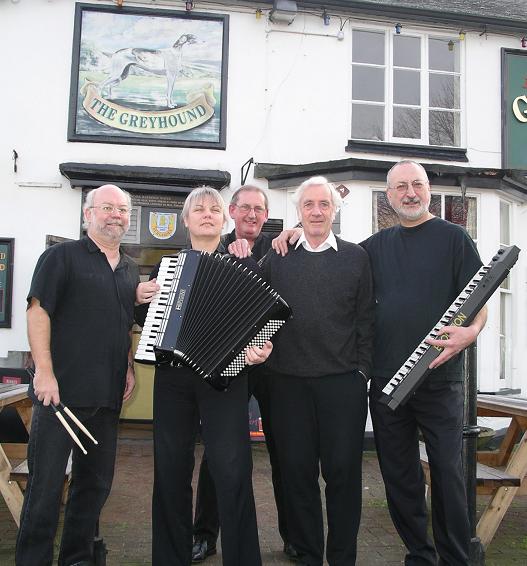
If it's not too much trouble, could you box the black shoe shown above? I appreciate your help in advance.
[192,540,217,563]
[283,542,300,562]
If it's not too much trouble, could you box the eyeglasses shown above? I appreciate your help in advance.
[388,180,429,194]
[90,205,131,215]
[233,204,267,215]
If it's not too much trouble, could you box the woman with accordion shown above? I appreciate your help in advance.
[135,186,272,566]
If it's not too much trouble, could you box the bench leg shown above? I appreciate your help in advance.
[477,432,527,548]
[0,444,24,527]
[477,485,519,547]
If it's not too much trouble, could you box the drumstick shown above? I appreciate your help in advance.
[60,403,98,445]
[50,405,88,455]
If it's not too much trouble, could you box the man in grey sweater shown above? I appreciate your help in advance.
[261,176,375,566]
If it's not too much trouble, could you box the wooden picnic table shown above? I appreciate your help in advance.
[476,394,527,547]
[0,384,31,526]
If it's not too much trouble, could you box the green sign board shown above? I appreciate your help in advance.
[502,49,527,169]
[0,239,14,328]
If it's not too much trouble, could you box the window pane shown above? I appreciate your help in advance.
[353,30,385,64]
[394,69,420,104]
[500,201,510,245]
[444,196,477,239]
[353,66,385,102]
[429,38,460,72]
[393,107,421,139]
[429,74,460,109]
[429,110,460,146]
[429,194,441,217]
[373,191,399,231]
[393,35,420,68]
[352,104,384,140]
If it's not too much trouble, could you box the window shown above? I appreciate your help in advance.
[372,191,477,236]
[352,29,461,147]
[499,201,512,382]
[121,206,141,244]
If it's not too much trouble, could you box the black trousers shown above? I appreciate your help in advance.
[152,365,261,566]
[369,378,470,566]
[269,371,367,566]
[16,405,119,566]
[193,367,289,546]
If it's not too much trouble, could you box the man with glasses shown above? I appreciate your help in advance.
[191,185,299,562]
[16,184,145,566]
[362,160,487,565]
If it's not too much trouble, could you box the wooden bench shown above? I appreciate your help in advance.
[9,453,73,503]
[419,442,521,495]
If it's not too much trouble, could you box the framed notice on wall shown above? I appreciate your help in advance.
[0,238,14,328]
[68,3,229,149]
[502,49,527,169]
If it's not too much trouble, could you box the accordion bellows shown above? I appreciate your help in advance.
[135,250,292,390]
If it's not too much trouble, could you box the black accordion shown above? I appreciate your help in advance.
[135,250,292,390]
[379,245,520,411]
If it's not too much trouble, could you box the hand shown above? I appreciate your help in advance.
[425,324,479,369]
[271,228,302,256]
[123,366,136,402]
[33,367,60,406]
[136,279,160,304]
[228,239,252,259]
[245,341,273,366]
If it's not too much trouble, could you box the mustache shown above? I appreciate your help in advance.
[402,196,421,205]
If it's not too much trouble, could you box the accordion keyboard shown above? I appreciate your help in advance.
[135,255,185,364]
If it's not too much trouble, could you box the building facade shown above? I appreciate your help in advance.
[1,0,526,406]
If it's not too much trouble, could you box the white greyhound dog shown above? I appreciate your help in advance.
[98,33,198,109]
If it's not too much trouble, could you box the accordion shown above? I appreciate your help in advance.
[135,250,292,390]
[379,245,520,411]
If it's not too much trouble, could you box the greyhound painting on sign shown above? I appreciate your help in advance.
[68,5,229,148]
[98,34,199,109]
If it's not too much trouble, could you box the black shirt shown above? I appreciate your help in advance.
[361,217,482,381]
[27,236,139,408]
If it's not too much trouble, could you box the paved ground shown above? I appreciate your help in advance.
[1,426,525,565]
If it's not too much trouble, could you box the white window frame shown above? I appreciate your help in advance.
[498,199,513,384]
[351,24,465,147]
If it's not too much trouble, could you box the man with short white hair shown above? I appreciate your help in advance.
[16,184,143,566]
[261,176,375,566]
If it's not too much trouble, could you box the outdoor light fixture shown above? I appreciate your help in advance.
[269,0,297,25]
[185,1,193,12]
[256,8,263,20]
[322,9,330,26]
[337,29,345,41]
[395,23,402,35]
[448,40,455,52]
[522,37,527,48]
[459,30,466,41]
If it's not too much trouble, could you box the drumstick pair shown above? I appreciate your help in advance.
[49,403,98,455]
[26,369,98,454]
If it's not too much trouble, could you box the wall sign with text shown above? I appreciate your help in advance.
[68,3,229,149]
[0,239,14,328]
[502,49,527,169]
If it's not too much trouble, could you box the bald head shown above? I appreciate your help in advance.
[83,184,132,243]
